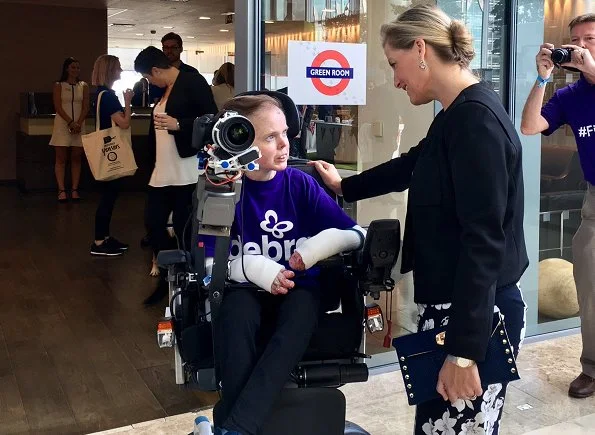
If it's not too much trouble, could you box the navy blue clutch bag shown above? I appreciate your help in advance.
[392,313,520,406]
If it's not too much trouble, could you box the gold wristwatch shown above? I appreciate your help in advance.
[446,354,476,368]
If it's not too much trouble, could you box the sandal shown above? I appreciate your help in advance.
[58,189,68,203]
[71,189,82,202]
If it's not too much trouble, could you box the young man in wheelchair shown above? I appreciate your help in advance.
[200,94,366,435]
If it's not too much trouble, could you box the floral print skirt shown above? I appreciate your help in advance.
[414,283,526,435]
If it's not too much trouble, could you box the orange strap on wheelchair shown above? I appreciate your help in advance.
[383,290,394,348]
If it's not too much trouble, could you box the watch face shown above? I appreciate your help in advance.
[457,358,473,368]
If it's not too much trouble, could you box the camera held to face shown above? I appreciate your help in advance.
[551,47,574,66]
[192,111,260,174]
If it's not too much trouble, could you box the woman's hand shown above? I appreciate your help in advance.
[307,160,343,196]
[154,113,180,131]
[436,360,483,404]
[270,269,295,295]
[123,89,134,106]
[289,251,305,271]
[535,43,555,79]
[69,122,81,134]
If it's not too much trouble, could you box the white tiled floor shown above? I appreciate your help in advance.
[523,413,595,434]
[90,333,595,435]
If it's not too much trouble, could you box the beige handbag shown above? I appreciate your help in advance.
[82,91,137,181]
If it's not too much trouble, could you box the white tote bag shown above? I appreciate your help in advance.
[82,91,137,181]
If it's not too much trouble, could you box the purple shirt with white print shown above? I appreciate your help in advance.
[541,75,595,184]
[204,167,356,286]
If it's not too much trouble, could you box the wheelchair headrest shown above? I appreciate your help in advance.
[235,90,301,141]
[287,158,337,200]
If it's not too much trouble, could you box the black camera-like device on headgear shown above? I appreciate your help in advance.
[192,110,260,173]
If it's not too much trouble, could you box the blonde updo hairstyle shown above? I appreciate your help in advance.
[380,4,475,69]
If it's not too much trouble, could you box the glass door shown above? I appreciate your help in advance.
[252,0,510,366]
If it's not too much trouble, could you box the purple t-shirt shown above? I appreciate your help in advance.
[204,167,356,284]
[541,75,595,184]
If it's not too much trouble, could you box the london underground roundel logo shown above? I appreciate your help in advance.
[306,50,353,96]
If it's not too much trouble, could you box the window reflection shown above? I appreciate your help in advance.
[261,0,509,362]
[537,0,593,325]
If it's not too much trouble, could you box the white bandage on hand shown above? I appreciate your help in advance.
[228,255,285,293]
[205,257,214,276]
[295,225,366,270]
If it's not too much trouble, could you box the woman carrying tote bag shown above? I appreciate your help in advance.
[88,54,134,257]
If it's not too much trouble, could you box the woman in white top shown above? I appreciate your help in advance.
[133,46,218,305]
[49,57,89,202]
[211,62,235,110]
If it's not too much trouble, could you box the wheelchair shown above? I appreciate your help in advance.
[156,91,401,435]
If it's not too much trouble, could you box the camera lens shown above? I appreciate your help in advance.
[551,48,572,65]
[228,123,250,146]
[218,116,255,155]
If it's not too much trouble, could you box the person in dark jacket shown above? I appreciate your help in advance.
[311,5,528,434]
[134,46,218,305]
[149,32,199,103]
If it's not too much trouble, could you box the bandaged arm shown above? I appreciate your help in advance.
[296,225,366,270]
[228,255,285,293]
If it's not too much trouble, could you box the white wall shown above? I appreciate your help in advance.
[108,37,234,76]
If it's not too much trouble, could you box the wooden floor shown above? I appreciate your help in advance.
[0,187,217,435]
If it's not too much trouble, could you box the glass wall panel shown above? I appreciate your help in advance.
[439,0,508,100]
[259,0,509,365]
[515,0,593,336]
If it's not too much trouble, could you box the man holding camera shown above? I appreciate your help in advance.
[521,13,595,399]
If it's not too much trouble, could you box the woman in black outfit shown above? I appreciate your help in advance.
[133,46,218,305]
[312,5,528,434]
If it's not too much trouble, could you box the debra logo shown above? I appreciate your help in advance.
[229,210,307,262]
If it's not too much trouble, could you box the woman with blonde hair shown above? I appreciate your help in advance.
[211,62,235,110]
[312,5,528,434]
[49,57,89,202]
[89,54,134,256]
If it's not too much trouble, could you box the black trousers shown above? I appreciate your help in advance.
[213,285,323,435]
[146,184,195,255]
[94,178,122,240]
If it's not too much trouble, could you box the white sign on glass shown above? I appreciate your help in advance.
[287,41,367,105]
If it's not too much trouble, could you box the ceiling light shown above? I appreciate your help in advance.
[265,20,274,24]
[199,16,211,20]
[135,33,144,36]
[186,36,195,38]
[219,29,229,32]
[221,12,235,15]
[163,26,174,29]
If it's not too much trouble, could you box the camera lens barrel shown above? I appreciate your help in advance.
[212,112,256,155]
[551,47,573,65]
[192,110,257,160]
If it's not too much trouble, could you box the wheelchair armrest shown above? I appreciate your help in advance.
[157,249,189,267]
[315,254,345,268]
[294,362,368,388]
[225,281,261,291]
[358,219,401,299]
